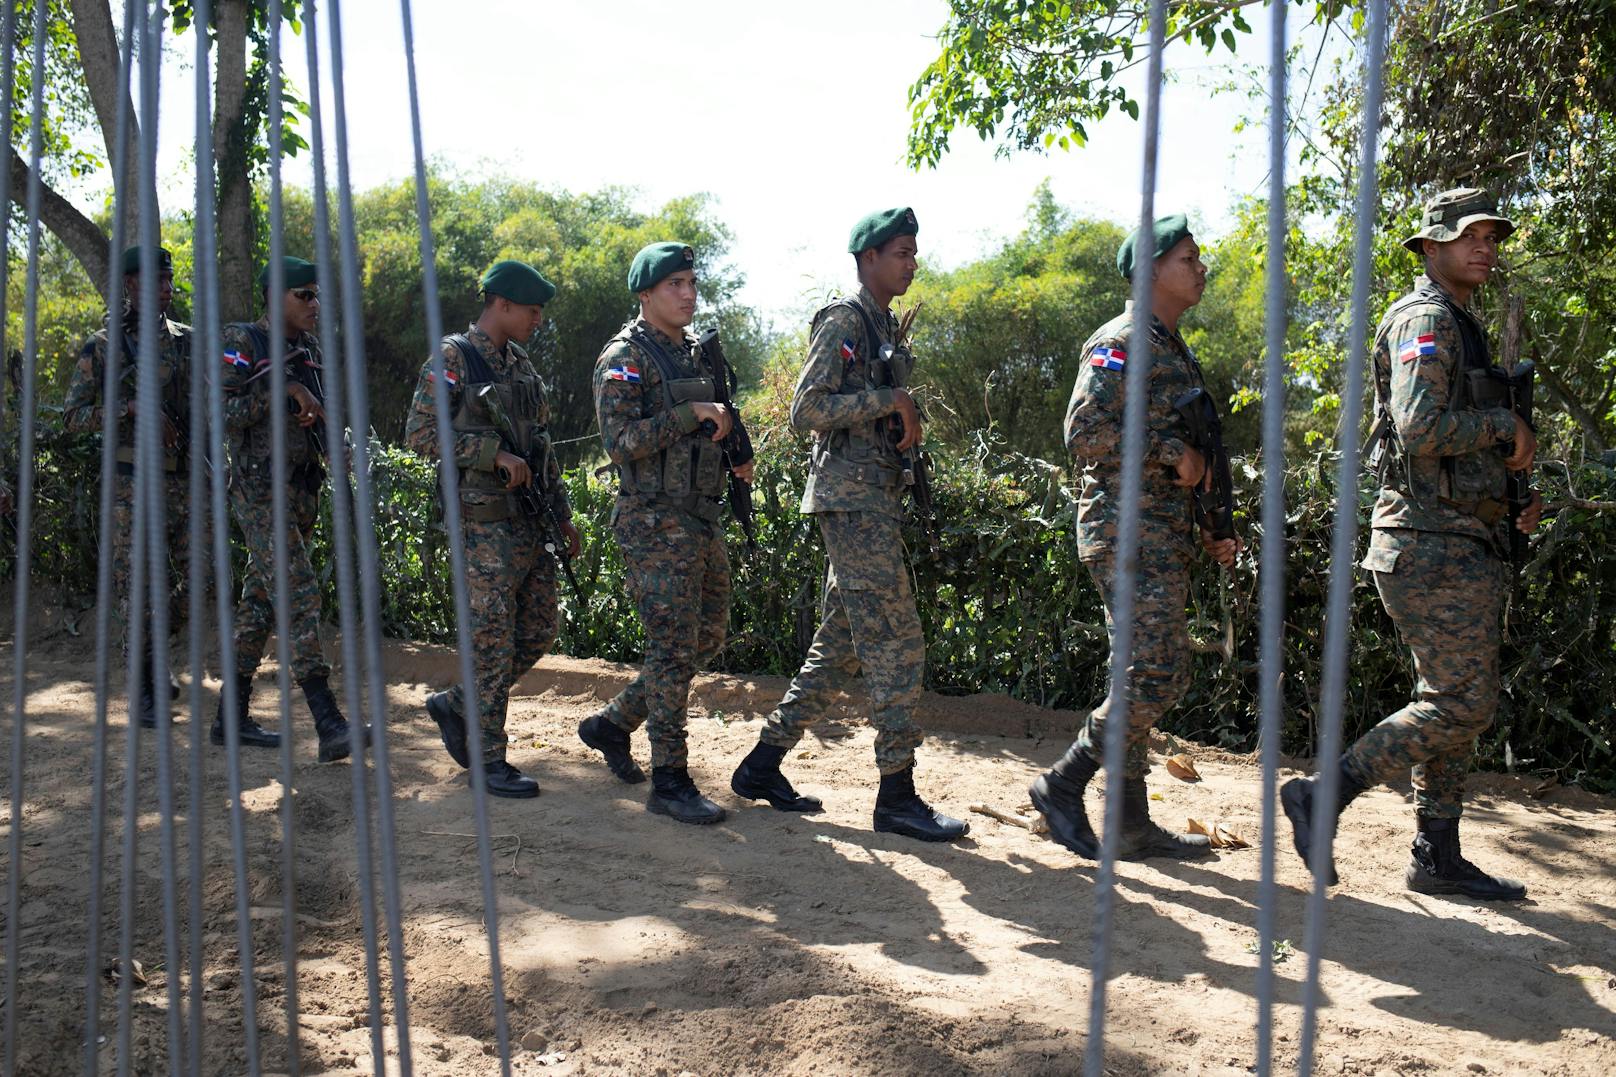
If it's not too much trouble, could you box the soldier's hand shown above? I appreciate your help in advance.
[1517,489,1544,534]
[1173,445,1209,488]
[691,402,733,441]
[1503,413,1537,472]
[731,459,756,484]
[560,519,582,559]
[287,382,324,428]
[1201,528,1242,569]
[494,451,531,490]
[892,389,923,451]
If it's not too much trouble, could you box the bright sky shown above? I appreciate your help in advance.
[131,0,1317,326]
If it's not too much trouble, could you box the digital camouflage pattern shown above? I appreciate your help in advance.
[1344,529,1502,818]
[221,318,330,681]
[767,287,925,775]
[404,325,569,763]
[1062,305,1204,561]
[761,511,925,775]
[594,318,732,770]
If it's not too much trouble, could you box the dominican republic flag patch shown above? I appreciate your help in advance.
[1089,346,1126,371]
[427,368,458,385]
[1397,334,1438,363]
[840,338,857,361]
[606,365,641,383]
[222,350,250,369]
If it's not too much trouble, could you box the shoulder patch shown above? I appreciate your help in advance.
[605,363,641,383]
[1088,345,1126,371]
[1395,333,1438,363]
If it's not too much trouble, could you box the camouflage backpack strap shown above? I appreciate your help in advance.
[830,296,892,390]
[627,325,685,412]
[446,333,495,385]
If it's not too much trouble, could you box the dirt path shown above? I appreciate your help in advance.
[2,637,1612,1075]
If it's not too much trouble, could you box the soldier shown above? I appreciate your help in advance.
[1283,188,1539,901]
[726,208,968,843]
[579,241,745,825]
[216,255,359,762]
[405,260,577,798]
[1027,215,1239,861]
[62,245,195,727]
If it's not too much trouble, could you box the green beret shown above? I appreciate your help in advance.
[256,256,317,292]
[120,246,173,275]
[628,242,696,293]
[1402,187,1515,253]
[480,259,556,306]
[848,207,919,254]
[1116,213,1193,280]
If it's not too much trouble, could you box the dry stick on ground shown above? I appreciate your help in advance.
[422,830,523,872]
[968,803,1049,834]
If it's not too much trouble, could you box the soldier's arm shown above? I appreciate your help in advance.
[220,325,272,433]
[62,338,112,434]
[1063,339,1185,468]
[595,340,695,466]
[788,306,897,434]
[1386,312,1515,457]
[402,342,496,469]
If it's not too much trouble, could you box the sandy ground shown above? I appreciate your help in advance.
[1,632,1613,1076]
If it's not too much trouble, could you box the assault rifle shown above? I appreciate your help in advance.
[885,303,937,550]
[234,328,329,460]
[1171,387,1237,542]
[1503,360,1535,567]
[477,384,585,606]
[118,333,200,471]
[696,328,758,552]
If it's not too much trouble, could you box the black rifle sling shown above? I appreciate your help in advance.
[628,327,698,413]
[832,297,893,389]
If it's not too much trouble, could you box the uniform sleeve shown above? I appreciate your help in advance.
[1384,311,1516,457]
[221,325,271,434]
[1062,336,1184,468]
[594,339,698,467]
[62,336,112,435]
[788,306,896,434]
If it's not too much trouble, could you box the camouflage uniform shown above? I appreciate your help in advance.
[758,286,925,776]
[62,310,197,658]
[594,317,732,771]
[1058,305,1208,776]
[220,317,330,681]
[403,324,569,763]
[1345,274,1519,819]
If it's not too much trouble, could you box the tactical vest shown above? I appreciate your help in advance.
[808,297,907,488]
[613,325,725,514]
[1369,285,1511,521]
[113,322,188,473]
[444,333,550,522]
[231,323,324,472]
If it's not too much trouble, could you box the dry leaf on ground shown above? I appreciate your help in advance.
[1165,754,1201,782]
[1185,818,1249,849]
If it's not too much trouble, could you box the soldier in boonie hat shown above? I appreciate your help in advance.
[1403,187,1515,253]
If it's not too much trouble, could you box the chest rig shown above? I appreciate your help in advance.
[445,333,548,501]
[114,321,189,473]
[811,297,909,487]
[232,323,326,474]
[614,325,725,517]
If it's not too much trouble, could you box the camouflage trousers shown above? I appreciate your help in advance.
[1071,542,1194,778]
[605,498,730,770]
[228,471,329,682]
[761,510,925,776]
[1343,528,1502,818]
[441,513,558,764]
[110,469,201,660]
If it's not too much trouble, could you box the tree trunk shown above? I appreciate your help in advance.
[212,0,254,321]
[66,0,142,242]
[8,147,109,290]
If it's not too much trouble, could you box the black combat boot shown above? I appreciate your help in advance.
[577,712,646,784]
[1028,745,1100,858]
[132,658,159,730]
[426,691,469,768]
[730,740,823,812]
[873,766,970,842]
[476,759,540,799]
[1117,777,1212,859]
[646,766,725,825]
[1406,816,1526,901]
[300,674,357,764]
[1281,758,1369,885]
[209,672,280,748]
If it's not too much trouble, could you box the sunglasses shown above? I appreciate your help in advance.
[291,288,320,302]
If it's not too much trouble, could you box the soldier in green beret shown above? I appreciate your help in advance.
[405,259,577,798]
[216,254,363,761]
[1028,213,1238,862]
[63,244,199,728]
[726,207,968,842]
[578,241,749,824]
[1284,187,1539,900]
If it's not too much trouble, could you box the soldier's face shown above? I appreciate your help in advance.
[641,270,698,330]
[283,285,320,334]
[1424,222,1500,287]
[123,271,174,313]
[1152,237,1207,309]
[862,236,918,298]
[497,297,545,340]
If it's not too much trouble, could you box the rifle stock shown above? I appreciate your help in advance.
[1171,387,1237,542]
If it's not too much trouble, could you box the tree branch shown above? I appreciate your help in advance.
[67,0,144,239]
[7,147,109,290]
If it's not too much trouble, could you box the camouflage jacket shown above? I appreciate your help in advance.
[791,286,907,519]
[1063,305,1205,560]
[1368,275,1517,544]
[62,311,192,459]
[220,316,327,480]
[402,323,569,522]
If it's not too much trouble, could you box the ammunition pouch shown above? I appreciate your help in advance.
[615,329,726,500]
[810,441,901,487]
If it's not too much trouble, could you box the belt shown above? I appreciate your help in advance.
[618,489,724,523]
[460,491,521,523]
[1439,496,1507,526]
[114,445,180,473]
[811,451,901,488]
